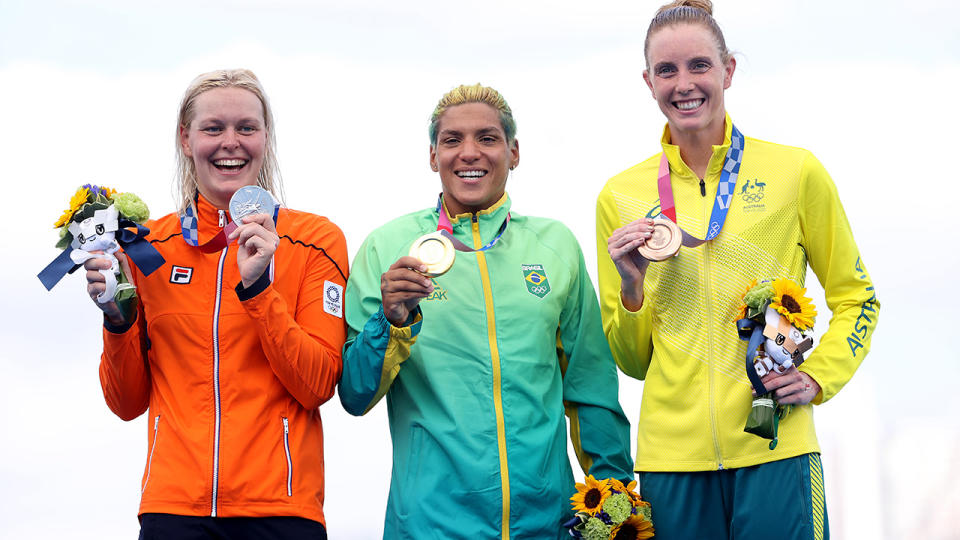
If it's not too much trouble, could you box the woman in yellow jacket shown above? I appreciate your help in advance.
[596,2,878,539]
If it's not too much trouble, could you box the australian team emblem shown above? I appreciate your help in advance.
[522,264,551,298]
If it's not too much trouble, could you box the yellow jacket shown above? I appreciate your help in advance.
[596,117,878,471]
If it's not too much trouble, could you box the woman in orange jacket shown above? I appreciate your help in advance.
[83,69,347,539]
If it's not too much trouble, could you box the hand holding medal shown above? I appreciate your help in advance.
[225,186,280,288]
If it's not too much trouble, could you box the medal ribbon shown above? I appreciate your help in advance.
[657,124,744,247]
[434,194,509,253]
[180,201,280,253]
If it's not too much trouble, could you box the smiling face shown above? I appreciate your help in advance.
[429,102,519,216]
[643,22,735,144]
[179,87,267,210]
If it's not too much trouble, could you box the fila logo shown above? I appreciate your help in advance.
[170,266,193,284]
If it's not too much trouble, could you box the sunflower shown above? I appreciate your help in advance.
[771,278,817,330]
[54,186,92,228]
[734,279,759,321]
[570,475,612,516]
[609,514,654,540]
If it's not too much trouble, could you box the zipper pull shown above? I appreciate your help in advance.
[218,210,226,228]
[699,179,706,197]
[283,417,289,434]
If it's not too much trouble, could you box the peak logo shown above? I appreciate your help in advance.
[423,278,448,301]
[645,201,663,219]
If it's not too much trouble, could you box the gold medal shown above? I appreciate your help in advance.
[409,231,455,277]
[637,219,682,261]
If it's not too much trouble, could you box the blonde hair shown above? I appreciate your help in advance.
[644,0,731,68]
[175,69,284,215]
[428,84,517,144]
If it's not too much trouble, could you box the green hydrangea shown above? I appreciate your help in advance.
[638,503,652,523]
[112,192,150,223]
[581,517,612,540]
[56,225,72,249]
[744,281,774,309]
[602,492,632,523]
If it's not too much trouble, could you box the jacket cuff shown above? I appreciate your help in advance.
[103,311,137,334]
[235,270,271,301]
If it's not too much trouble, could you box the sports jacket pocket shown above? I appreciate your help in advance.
[142,414,160,494]
[282,417,292,497]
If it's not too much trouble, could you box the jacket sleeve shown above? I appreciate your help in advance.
[798,153,879,403]
[99,265,151,421]
[237,221,348,410]
[596,187,655,380]
[339,234,420,416]
[558,241,634,481]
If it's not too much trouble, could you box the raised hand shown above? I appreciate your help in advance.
[381,256,434,326]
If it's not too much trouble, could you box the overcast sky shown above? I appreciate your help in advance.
[2,1,958,538]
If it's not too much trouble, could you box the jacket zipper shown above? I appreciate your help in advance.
[282,417,293,496]
[211,209,228,516]
[142,414,160,494]
[699,175,724,470]
[472,213,511,539]
[704,241,723,470]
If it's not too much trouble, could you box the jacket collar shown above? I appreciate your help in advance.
[179,192,230,247]
[659,112,734,181]
[440,192,512,246]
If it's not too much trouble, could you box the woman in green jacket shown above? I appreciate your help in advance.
[340,84,633,539]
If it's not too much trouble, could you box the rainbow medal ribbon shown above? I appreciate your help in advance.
[656,124,744,249]
[408,194,510,277]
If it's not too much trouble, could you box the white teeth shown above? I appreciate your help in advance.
[214,159,246,167]
[457,170,485,178]
[676,99,704,110]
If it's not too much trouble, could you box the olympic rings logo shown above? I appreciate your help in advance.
[742,192,764,203]
[530,286,548,294]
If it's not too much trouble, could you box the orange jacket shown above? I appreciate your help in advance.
[99,194,347,525]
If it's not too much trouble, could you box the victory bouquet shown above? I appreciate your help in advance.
[735,279,817,449]
[38,184,165,320]
[563,475,654,540]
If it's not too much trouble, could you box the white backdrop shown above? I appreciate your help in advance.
[2,1,958,538]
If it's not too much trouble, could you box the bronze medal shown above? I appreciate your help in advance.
[409,232,455,277]
[637,219,682,261]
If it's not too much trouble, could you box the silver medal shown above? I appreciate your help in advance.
[229,185,274,221]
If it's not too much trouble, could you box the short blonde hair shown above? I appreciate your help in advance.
[175,69,284,215]
[428,84,517,144]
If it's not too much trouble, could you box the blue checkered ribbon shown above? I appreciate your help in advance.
[180,200,280,250]
[180,207,199,246]
[705,124,744,241]
[657,124,745,246]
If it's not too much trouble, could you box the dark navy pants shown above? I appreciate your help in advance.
[138,513,327,540]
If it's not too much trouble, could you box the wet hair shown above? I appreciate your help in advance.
[428,84,517,145]
[644,0,731,68]
[175,68,284,215]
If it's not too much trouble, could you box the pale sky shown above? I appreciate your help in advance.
[3,1,959,538]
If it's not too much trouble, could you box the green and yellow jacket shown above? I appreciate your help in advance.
[596,117,879,472]
[340,194,632,539]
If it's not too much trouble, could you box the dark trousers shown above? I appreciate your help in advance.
[138,513,327,540]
